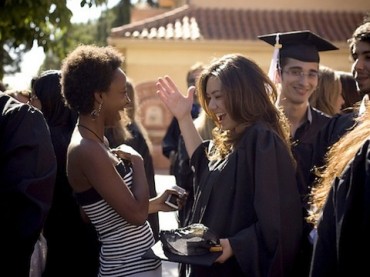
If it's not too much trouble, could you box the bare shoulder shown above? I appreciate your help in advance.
[67,135,111,191]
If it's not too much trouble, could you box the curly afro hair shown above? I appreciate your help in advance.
[61,44,124,114]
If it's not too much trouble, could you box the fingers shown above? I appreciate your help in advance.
[156,76,172,94]
[187,86,195,101]
[165,75,179,92]
[111,149,132,161]
[156,75,181,97]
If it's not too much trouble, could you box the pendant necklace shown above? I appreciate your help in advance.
[77,124,106,146]
[76,124,125,165]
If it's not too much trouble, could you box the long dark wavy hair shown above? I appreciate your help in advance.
[196,53,291,160]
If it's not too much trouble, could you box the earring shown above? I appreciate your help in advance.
[90,101,103,119]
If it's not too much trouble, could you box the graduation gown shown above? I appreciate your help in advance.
[312,112,357,171]
[289,107,331,276]
[292,107,331,200]
[310,139,370,277]
[0,92,57,276]
[188,121,302,277]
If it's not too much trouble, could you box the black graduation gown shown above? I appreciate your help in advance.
[310,139,370,277]
[188,121,302,277]
[290,107,331,276]
[176,135,194,227]
[292,107,331,201]
[0,92,57,276]
[312,112,357,171]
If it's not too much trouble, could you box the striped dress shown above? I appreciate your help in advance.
[76,160,161,276]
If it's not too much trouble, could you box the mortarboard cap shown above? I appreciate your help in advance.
[258,30,338,63]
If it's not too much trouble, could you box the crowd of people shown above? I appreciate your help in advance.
[1,16,369,277]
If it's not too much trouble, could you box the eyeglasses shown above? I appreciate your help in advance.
[283,68,319,79]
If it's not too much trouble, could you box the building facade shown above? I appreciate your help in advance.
[108,0,369,171]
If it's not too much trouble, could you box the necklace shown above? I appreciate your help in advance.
[77,124,105,145]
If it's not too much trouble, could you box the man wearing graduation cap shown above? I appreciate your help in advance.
[259,30,338,277]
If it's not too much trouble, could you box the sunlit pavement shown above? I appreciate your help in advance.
[154,173,179,277]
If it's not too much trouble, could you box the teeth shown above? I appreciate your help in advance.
[216,113,225,121]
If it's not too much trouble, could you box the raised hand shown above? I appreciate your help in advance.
[156,75,195,122]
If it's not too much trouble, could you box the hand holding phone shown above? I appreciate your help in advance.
[165,185,186,209]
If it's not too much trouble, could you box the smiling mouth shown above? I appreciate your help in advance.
[217,113,226,122]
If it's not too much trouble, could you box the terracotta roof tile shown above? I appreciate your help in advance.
[110,4,366,42]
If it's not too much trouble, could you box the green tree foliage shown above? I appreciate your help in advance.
[39,8,116,72]
[0,0,108,80]
[40,21,101,73]
[0,0,158,80]
[112,0,131,27]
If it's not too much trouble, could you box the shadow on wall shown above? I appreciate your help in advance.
[135,81,172,171]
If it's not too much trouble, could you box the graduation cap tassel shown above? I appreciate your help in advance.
[268,33,282,84]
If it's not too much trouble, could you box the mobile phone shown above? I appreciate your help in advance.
[165,194,180,209]
[165,185,186,209]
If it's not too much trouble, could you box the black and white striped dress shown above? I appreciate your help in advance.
[76,160,161,276]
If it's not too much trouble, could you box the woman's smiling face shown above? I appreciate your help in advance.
[103,68,130,126]
[205,76,238,131]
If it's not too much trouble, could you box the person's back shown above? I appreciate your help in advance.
[0,91,56,276]
[30,70,100,277]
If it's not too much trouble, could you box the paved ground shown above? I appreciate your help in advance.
[154,173,179,277]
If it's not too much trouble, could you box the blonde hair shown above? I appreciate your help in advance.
[309,65,342,116]
[308,106,370,226]
[5,89,31,103]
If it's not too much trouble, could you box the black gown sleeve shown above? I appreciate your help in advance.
[161,117,180,158]
[189,124,302,277]
[230,128,302,277]
[0,95,57,240]
[312,112,356,170]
